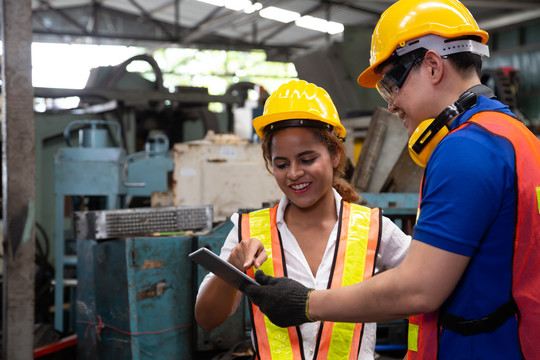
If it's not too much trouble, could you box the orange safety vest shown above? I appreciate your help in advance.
[407,111,540,360]
[240,201,381,360]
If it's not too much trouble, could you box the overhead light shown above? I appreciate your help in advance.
[243,2,263,14]
[259,6,300,23]
[196,1,344,34]
[225,0,252,11]
[326,21,345,35]
[198,0,262,14]
[225,0,262,14]
[197,0,226,6]
[479,8,540,30]
[295,15,344,34]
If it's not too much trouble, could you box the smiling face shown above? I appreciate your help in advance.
[378,49,460,140]
[270,127,340,210]
[380,62,434,138]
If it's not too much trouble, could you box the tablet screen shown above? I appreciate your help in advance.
[189,247,259,290]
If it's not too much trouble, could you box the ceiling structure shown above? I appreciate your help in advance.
[31,0,540,62]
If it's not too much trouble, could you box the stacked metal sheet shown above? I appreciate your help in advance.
[74,205,213,240]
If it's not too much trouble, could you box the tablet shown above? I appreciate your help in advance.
[189,247,259,290]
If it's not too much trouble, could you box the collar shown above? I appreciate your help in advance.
[276,188,342,225]
[451,91,513,130]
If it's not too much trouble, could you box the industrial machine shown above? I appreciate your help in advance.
[32,53,261,335]
[53,119,174,332]
[34,53,255,259]
[73,205,250,360]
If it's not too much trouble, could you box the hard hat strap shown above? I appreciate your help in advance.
[265,119,332,133]
[264,119,344,142]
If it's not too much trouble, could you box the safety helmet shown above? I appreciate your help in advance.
[357,0,489,88]
[252,79,346,140]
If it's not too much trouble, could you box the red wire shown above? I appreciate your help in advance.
[77,315,191,336]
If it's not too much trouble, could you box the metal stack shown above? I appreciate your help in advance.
[74,205,213,240]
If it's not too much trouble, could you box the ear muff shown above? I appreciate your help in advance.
[407,91,479,167]
[408,119,449,167]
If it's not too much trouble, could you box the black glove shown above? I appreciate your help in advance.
[241,269,315,328]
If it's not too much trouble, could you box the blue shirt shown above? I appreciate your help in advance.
[412,95,523,359]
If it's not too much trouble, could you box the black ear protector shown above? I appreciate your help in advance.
[408,91,478,167]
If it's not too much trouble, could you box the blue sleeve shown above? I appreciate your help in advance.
[412,129,514,256]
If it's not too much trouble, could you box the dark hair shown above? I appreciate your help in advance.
[261,126,360,203]
[446,52,483,77]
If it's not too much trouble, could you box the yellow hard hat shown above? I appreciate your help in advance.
[357,0,489,88]
[252,79,346,140]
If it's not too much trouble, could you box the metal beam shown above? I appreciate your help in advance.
[1,0,36,358]
[127,0,176,40]
[479,7,540,30]
[37,0,90,34]
[181,0,282,45]
[33,87,244,106]
[181,7,244,44]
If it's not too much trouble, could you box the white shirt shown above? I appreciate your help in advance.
[197,189,411,360]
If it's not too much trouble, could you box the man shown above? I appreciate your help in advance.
[242,0,540,359]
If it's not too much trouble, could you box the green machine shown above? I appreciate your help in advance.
[53,118,175,332]
[73,205,253,360]
[33,54,249,334]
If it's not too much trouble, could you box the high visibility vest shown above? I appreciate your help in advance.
[240,201,381,360]
[407,111,540,360]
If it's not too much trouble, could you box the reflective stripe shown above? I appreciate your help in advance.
[248,208,275,277]
[408,323,419,352]
[243,202,381,359]
[323,203,377,359]
[407,311,439,360]
[536,187,540,214]
[242,210,272,359]
[365,207,381,282]
[245,208,298,360]
[344,203,371,287]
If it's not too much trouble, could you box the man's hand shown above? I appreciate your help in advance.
[241,270,315,328]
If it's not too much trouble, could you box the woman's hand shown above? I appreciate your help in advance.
[228,237,267,270]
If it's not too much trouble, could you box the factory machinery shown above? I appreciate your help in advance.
[52,118,174,333]
[73,204,220,360]
[31,53,267,357]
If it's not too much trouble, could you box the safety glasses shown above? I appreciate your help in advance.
[376,55,424,103]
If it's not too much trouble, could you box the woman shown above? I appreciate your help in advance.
[195,79,411,360]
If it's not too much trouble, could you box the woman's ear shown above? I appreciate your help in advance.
[332,150,341,169]
[424,50,444,85]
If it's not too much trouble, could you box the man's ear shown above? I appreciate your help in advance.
[424,50,444,85]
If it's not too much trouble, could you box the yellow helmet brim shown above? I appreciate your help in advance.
[253,110,345,139]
